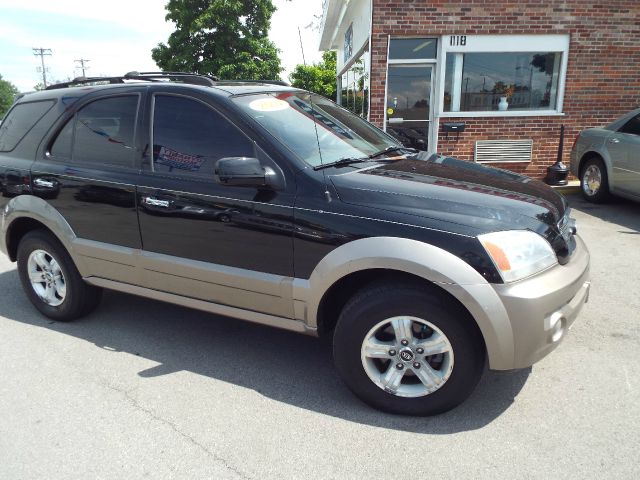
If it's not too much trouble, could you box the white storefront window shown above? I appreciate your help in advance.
[437,35,570,117]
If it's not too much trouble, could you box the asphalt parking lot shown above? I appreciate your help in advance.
[1,193,639,479]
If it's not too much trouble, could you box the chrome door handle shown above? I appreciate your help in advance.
[609,138,620,144]
[33,178,55,188]
[142,197,170,208]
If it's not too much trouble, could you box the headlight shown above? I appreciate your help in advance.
[478,230,557,282]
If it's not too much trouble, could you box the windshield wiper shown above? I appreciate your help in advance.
[368,145,418,159]
[313,146,419,170]
[313,157,369,170]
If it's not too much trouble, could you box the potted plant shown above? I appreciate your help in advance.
[495,83,515,111]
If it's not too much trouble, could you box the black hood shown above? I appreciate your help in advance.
[329,155,568,237]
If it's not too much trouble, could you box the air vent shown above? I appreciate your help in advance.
[474,139,533,163]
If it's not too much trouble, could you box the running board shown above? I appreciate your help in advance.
[84,277,316,336]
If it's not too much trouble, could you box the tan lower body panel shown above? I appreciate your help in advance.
[85,277,316,335]
[72,238,297,320]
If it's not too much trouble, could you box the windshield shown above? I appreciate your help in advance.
[232,92,401,168]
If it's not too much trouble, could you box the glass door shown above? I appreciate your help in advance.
[385,64,433,151]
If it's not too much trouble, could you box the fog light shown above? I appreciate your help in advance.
[548,312,566,342]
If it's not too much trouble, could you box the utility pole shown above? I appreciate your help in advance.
[33,47,52,87]
[74,58,90,77]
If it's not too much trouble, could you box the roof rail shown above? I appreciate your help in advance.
[45,71,220,90]
[216,79,290,86]
[123,71,219,86]
[46,76,127,90]
[44,72,290,90]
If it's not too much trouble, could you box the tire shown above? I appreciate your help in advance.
[580,156,610,203]
[333,282,485,416]
[17,230,102,321]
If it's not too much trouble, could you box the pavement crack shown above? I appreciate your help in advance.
[103,383,252,480]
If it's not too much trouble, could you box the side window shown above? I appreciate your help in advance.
[72,95,139,168]
[619,114,640,136]
[152,95,253,178]
[50,117,74,159]
[0,100,55,151]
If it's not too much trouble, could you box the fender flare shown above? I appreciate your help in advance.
[1,195,82,267]
[292,237,516,369]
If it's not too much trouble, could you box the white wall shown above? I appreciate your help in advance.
[334,0,371,74]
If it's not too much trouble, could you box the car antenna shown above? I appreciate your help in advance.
[299,26,331,203]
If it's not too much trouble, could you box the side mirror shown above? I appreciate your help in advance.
[215,157,281,189]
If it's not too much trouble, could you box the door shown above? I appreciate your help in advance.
[385,64,434,152]
[33,93,143,283]
[610,113,640,196]
[136,91,296,318]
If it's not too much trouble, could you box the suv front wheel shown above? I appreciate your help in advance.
[17,230,102,321]
[333,281,485,415]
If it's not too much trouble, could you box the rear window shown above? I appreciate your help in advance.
[0,100,55,151]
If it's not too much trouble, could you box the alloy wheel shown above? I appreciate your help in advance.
[360,316,454,398]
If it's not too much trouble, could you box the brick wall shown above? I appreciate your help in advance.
[369,0,640,178]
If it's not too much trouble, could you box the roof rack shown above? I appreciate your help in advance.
[45,71,220,90]
[214,79,290,86]
[44,71,289,90]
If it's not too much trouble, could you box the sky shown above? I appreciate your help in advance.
[0,0,323,92]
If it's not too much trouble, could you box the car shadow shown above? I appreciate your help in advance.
[0,267,530,433]
[565,193,640,234]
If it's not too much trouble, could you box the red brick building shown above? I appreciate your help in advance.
[319,0,640,178]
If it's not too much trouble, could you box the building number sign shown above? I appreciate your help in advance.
[449,35,467,46]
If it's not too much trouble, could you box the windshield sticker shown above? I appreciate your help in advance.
[292,99,353,139]
[248,98,290,112]
[156,146,204,171]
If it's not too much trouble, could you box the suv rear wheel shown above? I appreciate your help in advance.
[17,230,102,321]
[333,281,485,415]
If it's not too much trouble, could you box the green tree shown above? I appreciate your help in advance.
[289,51,337,100]
[152,0,283,80]
[0,74,19,118]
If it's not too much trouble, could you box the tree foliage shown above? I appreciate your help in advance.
[0,74,19,119]
[289,51,337,100]
[152,0,283,80]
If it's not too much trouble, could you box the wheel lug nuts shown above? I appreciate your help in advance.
[416,347,424,354]
[388,349,396,356]
[401,339,409,346]
[413,362,421,369]
[396,363,404,370]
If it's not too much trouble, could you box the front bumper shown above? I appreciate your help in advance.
[491,234,590,369]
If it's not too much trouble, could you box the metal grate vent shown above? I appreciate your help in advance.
[474,139,533,163]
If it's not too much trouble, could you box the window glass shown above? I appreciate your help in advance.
[0,100,55,151]
[619,114,640,136]
[74,96,138,167]
[387,65,431,121]
[233,92,399,168]
[340,51,369,119]
[444,52,562,112]
[389,38,438,60]
[50,118,74,158]
[443,54,455,112]
[152,95,253,178]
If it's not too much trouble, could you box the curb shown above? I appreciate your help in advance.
[550,180,580,195]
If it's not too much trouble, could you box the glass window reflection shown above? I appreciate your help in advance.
[444,52,562,112]
[389,38,438,60]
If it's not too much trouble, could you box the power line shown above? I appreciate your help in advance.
[74,58,90,77]
[33,47,52,87]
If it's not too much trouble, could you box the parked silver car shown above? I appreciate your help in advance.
[570,108,640,202]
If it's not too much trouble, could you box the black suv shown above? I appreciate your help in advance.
[0,72,590,415]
